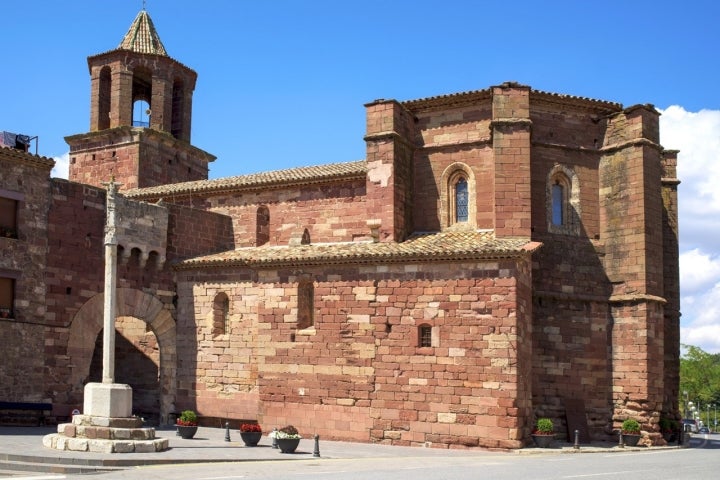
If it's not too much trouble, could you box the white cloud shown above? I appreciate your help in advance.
[679,249,720,295]
[660,107,720,354]
[51,152,69,179]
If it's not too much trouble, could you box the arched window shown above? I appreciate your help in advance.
[131,67,152,128]
[441,163,476,229]
[547,165,580,235]
[297,279,314,330]
[256,205,270,246]
[212,292,230,335]
[455,177,469,223]
[551,182,565,225]
[132,99,151,128]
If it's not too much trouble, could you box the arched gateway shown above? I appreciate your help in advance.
[66,288,176,423]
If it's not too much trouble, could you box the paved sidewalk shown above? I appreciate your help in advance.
[0,425,685,475]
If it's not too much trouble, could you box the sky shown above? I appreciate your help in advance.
[2,0,719,353]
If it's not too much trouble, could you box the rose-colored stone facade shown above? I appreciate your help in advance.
[0,10,679,448]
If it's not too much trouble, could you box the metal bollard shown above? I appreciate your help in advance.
[313,434,320,457]
[272,428,278,449]
[573,429,579,449]
[619,430,624,448]
[225,421,231,442]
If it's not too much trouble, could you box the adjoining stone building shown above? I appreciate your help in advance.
[0,9,680,449]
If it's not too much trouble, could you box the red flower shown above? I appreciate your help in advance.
[240,423,262,432]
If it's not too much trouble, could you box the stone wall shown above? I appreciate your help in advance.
[176,258,532,449]
[0,149,54,403]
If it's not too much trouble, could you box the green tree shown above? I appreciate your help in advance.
[679,344,720,427]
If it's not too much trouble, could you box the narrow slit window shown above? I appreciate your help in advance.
[552,183,564,225]
[455,178,468,222]
[297,280,314,330]
[419,324,432,347]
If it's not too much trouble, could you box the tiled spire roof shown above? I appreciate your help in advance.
[118,10,168,56]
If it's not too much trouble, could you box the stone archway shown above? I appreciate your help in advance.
[66,288,177,423]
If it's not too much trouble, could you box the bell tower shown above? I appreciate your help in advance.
[66,9,215,190]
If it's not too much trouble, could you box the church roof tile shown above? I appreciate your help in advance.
[125,160,367,199]
[175,230,541,270]
[118,10,168,56]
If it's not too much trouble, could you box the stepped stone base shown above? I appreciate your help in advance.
[42,414,168,453]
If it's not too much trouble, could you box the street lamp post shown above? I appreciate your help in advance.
[684,391,688,417]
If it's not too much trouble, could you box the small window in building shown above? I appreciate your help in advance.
[551,183,564,225]
[547,165,580,235]
[256,205,270,246]
[212,292,230,335]
[0,196,18,239]
[419,324,432,347]
[0,277,15,318]
[455,177,469,223]
[297,279,314,330]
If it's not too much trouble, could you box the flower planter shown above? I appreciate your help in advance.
[240,431,262,446]
[176,425,198,439]
[276,437,300,453]
[622,433,641,446]
[531,434,554,448]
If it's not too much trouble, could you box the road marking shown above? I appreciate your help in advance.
[563,472,635,478]
[198,476,246,479]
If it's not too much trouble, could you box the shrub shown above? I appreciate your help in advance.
[534,418,554,435]
[622,418,641,434]
[177,410,198,426]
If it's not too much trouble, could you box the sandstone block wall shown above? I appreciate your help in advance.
[176,258,532,449]
[0,150,54,403]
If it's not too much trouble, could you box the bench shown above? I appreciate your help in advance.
[0,401,53,426]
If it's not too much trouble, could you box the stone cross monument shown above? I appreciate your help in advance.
[83,179,133,417]
[43,180,169,452]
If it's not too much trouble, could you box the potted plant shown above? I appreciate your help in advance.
[176,410,199,439]
[270,425,301,453]
[239,422,263,446]
[621,418,642,446]
[659,417,678,442]
[531,417,554,448]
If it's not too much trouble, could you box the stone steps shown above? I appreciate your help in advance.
[0,453,125,475]
[43,414,169,453]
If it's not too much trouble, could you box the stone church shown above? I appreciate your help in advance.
[0,9,680,449]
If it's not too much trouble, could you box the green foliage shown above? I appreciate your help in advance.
[179,410,198,425]
[622,418,641,434]
[659,417,678,432]
[679,344,720,427]
[535,417,554,434]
